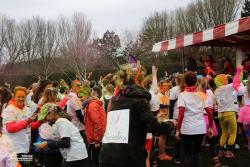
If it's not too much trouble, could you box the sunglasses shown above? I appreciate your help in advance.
[76,84,82,88]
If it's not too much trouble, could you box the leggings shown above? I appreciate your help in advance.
[88,144,101,166]
[181,134,205,167]
[243,124,250,152]
[218,112,237,147]
[206,136,219,157]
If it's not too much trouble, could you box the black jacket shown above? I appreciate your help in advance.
[99,84,174,167]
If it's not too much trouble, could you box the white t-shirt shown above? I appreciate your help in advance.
[206,89,214,108]
[238,85,250,105]
[146,133,153,139]
[51,118,88,162]
[203,89,214,114]
[233,90,240,112]
[39,123,55,140]
[214,83,237,112]
[149,78,160,112]
[2,105,32,154]
[25,92,38,113]
[66,92,84,131]
[169,86,181,119]
[0,145,17,167]
[0,134,17,162]
[177,91,208,135]
[149,90,160,112]
[25,92,33,105]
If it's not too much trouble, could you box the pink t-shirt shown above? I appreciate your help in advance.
[66,92,84,131]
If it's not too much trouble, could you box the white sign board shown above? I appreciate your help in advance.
[102,109,130,144]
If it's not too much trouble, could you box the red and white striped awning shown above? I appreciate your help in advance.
[152,16,250,52]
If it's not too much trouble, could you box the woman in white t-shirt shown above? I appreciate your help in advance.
[176,72,213,167]
[36,88,63,167]
[0,130,19,167]
[37,104,88,167]
[0,87,12,127]
[2,87,38,167]
[169,74,184,120]
[233,66,250,106]
[169,73,184,164]
[197,78,220,167]
[143,66,160,167]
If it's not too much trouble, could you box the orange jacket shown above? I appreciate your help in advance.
[84,99,106,144]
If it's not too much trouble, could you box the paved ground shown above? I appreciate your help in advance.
[154,135,250,167]
[157,147,250,167]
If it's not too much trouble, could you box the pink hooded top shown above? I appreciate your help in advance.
[233,67,250,124]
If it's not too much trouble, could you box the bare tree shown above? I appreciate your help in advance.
[19,18,38,62]
[174,0,240,34]
[241,0,250,17]
[200,0,240,26]
[0,16,7,64]
[33,17,59,79]
[58,13,96,81]
[1,17,24,70]
[137,11,175,57]
[121,30,139,56]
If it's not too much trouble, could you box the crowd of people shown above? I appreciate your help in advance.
[0,54,250,167]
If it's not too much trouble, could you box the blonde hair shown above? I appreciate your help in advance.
[114,64,146,87]
[197,78,208,92]
[175,74,185,91]
[14,86,27,96]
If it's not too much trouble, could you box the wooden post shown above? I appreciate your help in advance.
[211,46,215,55]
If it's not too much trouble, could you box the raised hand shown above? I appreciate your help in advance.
[152,65,158,76]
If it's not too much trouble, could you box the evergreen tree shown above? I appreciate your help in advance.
[241,0,250,17]
[94,30,121,68]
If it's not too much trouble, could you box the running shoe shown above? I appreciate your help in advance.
[224,151,235,158]
[158,153,173,161]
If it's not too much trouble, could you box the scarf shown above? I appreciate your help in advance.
[8,99,25,110]
[184,86,197,92]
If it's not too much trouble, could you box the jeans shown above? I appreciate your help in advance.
[35,136,63,167]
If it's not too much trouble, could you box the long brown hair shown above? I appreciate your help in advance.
[42,87,58,104]
[0,87,12,127]
[32,80,52,104]
[0,87,12,109]
[175,74,185,92]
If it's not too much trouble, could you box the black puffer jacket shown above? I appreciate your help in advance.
[99,84,174,167]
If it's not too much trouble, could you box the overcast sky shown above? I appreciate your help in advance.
[0,0,192,37]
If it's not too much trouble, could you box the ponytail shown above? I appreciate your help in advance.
[54,106,72,121]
